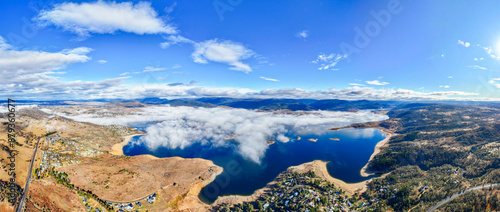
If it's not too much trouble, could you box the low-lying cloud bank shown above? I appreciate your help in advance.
[64,106,387,163]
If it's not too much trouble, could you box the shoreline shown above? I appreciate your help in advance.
[111,125,394,208]
[359,128,395,177]
[109,133,145,156]
[304,160,369,195]
[209,160,381,207]
[206,127,395,207]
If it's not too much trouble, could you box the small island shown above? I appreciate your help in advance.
[307,138,318,142]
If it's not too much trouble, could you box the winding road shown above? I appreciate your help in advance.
[16,136,42,212]
[426,183,500,212]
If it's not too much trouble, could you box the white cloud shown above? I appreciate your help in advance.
[61,47,93,55]
[488,78,500,88]
[36,1,176,38]
[143,66,166,72]
[488,78,500,84]
[484,47,493,54]
[104,85,481,101]
[458,40,470,47]
[295,30,308,39]
[192,39,255,73]
[97,59,107,64]
[349,83,365,86]
[467,65,488,70]
[160,35,194,49]
[259,88,308,96]
[311,53,347,70]
[167,80,196,86]
[439,85,450,88]
[159,35,261,73]
[474,58,484,61]
[366,80,389,86]
[0,47,90,75]
[429,91,478,96]
[0,36,129,99]
[64,106,388,163]
[319,87,479,100]
[260,76,279,82]
[143,64,181,72]
[448,76,453,78]
[0,36,11,49]
[164,2,177,13]
[483,47,500,60]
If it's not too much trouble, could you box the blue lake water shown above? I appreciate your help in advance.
[123,125,385,204]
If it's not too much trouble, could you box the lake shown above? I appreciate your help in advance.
[123,126,385,204]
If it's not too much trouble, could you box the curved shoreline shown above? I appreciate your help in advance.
[208,127,394,207]
[118,126,393,208]
[109,133,145,156]
[360,128,395,177]
[209,160,383,207]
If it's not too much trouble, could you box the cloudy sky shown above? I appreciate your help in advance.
[2,0,500,100]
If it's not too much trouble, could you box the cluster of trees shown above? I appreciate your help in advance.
[364,165,474,211]
[76,188,113,211]
[44,131,57,137]
[386,104,491,134]
[361,103,500,210]
[216,202,259,212]
[370,103,500,175]
[369,151,399,172]
[370,142,472,173]
[0,180,22,206]
[48,169,113,211]
[444,188,500,211]
[455,125,500,145]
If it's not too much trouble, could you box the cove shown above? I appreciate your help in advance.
[123,126,386,204]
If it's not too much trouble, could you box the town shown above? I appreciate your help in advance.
[215,170,371,211]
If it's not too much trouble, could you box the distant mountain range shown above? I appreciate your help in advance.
[8,98,499,112]
[136,97,395,111]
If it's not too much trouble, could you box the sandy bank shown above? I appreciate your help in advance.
[292,160,369,195]
[360,128,395,177]
[210,159,379,207]
[109,133,144,156]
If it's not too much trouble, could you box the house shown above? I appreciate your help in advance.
[123,203,134,210]
[263,202,269,210]
[147,194,157,204]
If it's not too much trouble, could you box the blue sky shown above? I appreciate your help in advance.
[1,0,500,100]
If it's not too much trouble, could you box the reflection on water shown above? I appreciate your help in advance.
[123,127,385,204]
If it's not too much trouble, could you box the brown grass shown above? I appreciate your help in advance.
[58,154,220,202]
[26,179,87,212]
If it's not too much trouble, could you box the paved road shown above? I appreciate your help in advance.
[426,183,500,212]
[16,136,42,212]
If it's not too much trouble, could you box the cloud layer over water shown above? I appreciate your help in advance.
[66,106,387,163]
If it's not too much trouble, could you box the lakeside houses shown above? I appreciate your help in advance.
[216,170,365,211]
[146,193,157,204]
